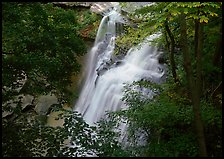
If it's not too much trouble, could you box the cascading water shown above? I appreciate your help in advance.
[74,5,166,144]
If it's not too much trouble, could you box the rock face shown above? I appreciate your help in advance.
[53,2,119,14]
[34,94,58,115]
[52,2,92,8]
[2,94,34,118]
[121,2,153,13]
[90,2,119,14]
[46,104,72,128]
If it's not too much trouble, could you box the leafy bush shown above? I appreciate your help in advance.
[2,103,126,157]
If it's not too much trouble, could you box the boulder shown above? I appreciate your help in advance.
[34,94,58,115]
[21,94,35,110]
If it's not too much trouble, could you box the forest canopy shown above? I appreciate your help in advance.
[2,2,87,101]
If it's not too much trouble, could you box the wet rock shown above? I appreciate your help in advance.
[97,67,109,76]
[115,61,123,66]
[96,61,111,76]
[97,41,108,54]
[158,55,166,64]
[105,32,113,42]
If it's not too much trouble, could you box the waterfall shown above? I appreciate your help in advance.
[74,6,165,135]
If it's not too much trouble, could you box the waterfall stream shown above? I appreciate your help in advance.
[74,5,166,139]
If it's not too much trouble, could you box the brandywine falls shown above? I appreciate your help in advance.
[3,2,222,157]
[73,3,166,154]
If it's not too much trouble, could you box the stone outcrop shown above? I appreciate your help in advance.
[2,94,34,118]
[90,2,119,14]
[34,94,58,115]
[52,2,119,15]
[52,2,92,8]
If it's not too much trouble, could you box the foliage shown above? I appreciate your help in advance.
[2,101,130,157]
[115,24,152,51]
[76,9,101,39]
[108,78,222,157]
[76,9,100,29]
[133,2,222,80]
[2,2,87,103]
[0,78,204,157]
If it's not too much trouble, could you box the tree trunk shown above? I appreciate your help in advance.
[164,30,170,54]
[195,19,203,98]
[164,20,179,83]
[179,13,207,157]
[194,19,199,57]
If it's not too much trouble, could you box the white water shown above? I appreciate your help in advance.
[74,7,165,129]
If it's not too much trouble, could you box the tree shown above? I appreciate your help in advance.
[164,20,179,83]
[2,2,87,103]
[179,12,207,156]
[177,3,221,156]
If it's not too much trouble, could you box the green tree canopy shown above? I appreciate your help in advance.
[2,2,87,102]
